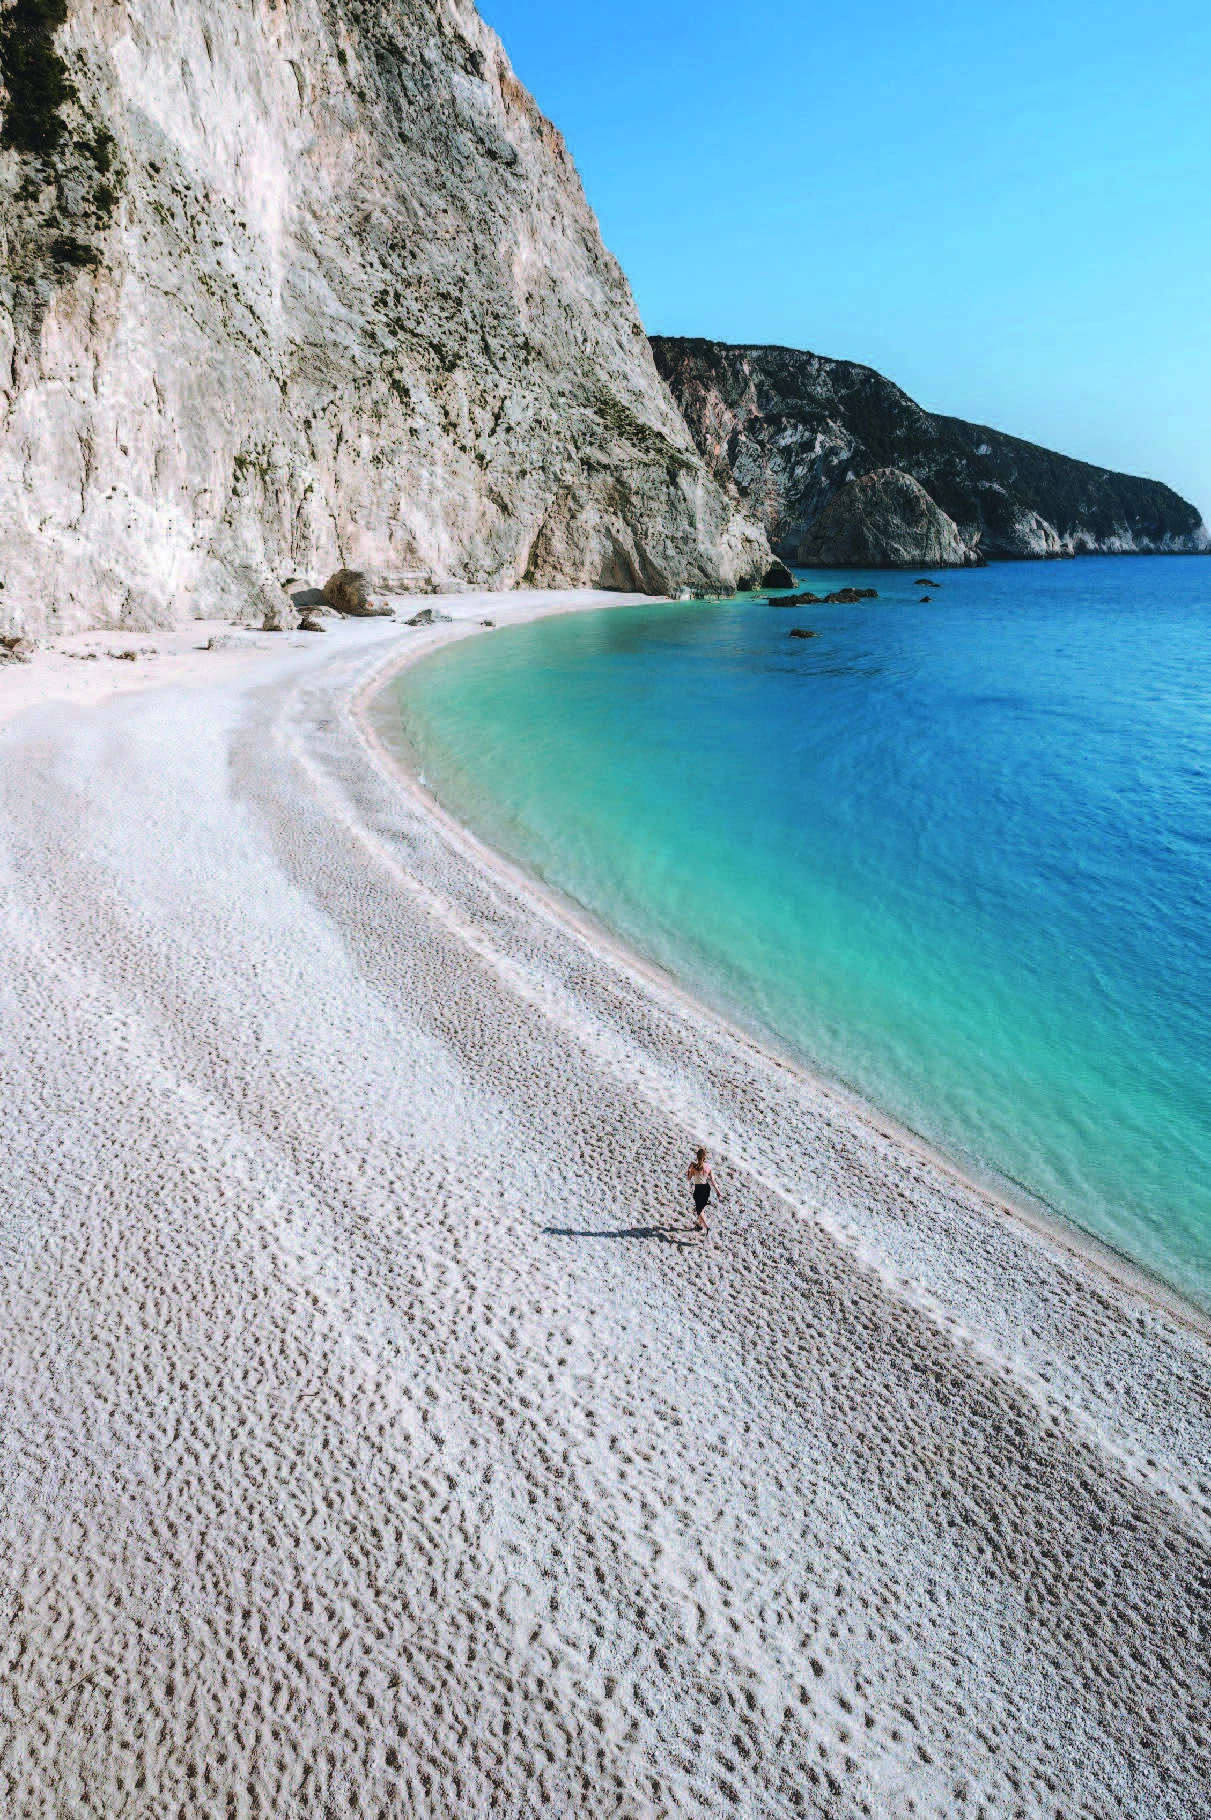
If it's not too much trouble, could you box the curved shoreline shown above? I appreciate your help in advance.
[354,598,1211,1340]
[3,594,1210,1814]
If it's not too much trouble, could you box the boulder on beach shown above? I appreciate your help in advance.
[323,570,392,618]
[250,570,299,631]
[323,570,368,615]
[797,469,979,568]
[405,607,453,628]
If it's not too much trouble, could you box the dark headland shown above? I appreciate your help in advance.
[652,336,1210,568]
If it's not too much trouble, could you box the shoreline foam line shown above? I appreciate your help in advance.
[3,590,1210,1814]
[354,596,1211,1347]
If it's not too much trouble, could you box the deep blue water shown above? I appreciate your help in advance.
[392,558,1211,1309]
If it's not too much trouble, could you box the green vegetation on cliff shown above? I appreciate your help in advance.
[0,0,74,155]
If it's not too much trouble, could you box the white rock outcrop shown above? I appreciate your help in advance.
[0,0,768,635]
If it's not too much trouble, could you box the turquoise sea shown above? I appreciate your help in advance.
[391,558,1211,1311]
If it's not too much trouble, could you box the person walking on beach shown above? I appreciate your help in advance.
[687,1146,724,1231]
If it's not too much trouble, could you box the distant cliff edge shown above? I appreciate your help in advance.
[651,337,1208,568]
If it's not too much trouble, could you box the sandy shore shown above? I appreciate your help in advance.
[2,592,1209,1818]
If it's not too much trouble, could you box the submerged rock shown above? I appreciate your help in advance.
[788,627,818,638]
[797,471,978,569]
[769,585,877,604]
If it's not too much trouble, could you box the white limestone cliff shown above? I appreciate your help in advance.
[0,0,768,636]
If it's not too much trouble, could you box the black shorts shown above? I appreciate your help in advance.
[693,1183,712,1214]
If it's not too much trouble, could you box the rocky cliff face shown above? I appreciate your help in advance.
[651,337,1209,567]
[798,469,978,569]
[0,0,767,636]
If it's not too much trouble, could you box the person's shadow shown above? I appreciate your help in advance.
[543,1223,697,1244]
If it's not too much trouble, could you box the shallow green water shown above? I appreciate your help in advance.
[392,559,1211,1309]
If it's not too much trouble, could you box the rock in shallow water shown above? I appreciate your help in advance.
[769,587,880,606]
[738,559,796,592]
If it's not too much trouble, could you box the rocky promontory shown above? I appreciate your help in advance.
[0,1,767,636]
[797,470,979,569]
[652,337,1209,568]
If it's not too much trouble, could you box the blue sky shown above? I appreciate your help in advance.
[481,0,1211,517]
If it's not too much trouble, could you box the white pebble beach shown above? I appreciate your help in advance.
[2,593,1209,1818]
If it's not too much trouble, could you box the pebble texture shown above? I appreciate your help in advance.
[652,336,1210,564]
[0,0,767,637]
[1,615,1209,1817]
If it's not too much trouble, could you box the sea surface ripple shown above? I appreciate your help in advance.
[394,557,1211,1310]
